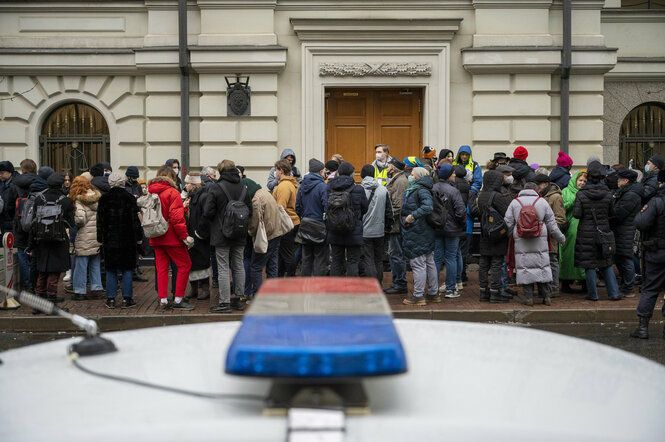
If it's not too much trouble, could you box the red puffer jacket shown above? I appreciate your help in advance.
[148,176,188,247]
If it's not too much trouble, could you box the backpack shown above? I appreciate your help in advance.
[515,196,542,238]
[480,192,508,240]
[327,187,356,233]
[19,191,44,233]
[427,189,449,233]
[137,193,169,239]
[33,194,67,242]
[218,182,249,239]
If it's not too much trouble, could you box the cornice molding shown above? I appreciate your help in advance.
[277,0,473,10]
[601,9,665,23]
[550,0,605,10]
[472,0,553,9]
[196,0,277,9]
[291,18,463,42]
[0,1,148,13]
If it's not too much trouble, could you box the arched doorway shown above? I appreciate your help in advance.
[619,102,665,169]
[39,102,110,176]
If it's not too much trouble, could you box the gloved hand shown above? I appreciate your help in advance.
[183,236,195,249]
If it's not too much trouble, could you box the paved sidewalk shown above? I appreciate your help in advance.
[0,267,658,333]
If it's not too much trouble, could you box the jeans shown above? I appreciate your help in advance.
[247,237,280,296]
[73,254,103,295]
[410,252,438,298]
[302,241,329,277]
[17,248,32,291]
[362,237,385,283]
[585,266,619,300]
[479,255,503,291]
[106,269,133,299]
[330,244,361,277]
[216,244,245,305]
[456,240,464,284]
[388,233,407,289]
[435,236,459,291]
[614,255,635,294]
[500,259,509,291]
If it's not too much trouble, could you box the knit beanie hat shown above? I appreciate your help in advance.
[412,167,429,180]
[403,156,424,168]
[47,173,65,188]
[513,146,528,161]
[532,174,551,184]
[0,161,14,173]
[454,165,467,178]
[325,160,339,172]
[360,164,375,179]
[438,164,454,180]
[338,161,355,176]
[309,158,325,174]
[101,162,112,172]
[586,155,601,167]
[649,154,665,170]
[556,151,573,168]
[80,172,93,182]
[125,166,139,178]
[423,146,437,159]
[185,173,202,185]
[529,163,539,171]
[107,172,126,189]
[389,158,405,171]
[587,161,605,179]
[617,168,638,181]
[90,163,104,177]
[38,166,55,181]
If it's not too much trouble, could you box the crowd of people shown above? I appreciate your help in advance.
[0,144,663,337]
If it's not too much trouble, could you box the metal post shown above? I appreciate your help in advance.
[560,0,572,154]
[178,0,190,175]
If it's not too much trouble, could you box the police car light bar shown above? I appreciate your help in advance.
[225,277,408,379]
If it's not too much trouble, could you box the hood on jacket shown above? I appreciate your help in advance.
[509,158,531,180]
[77,188,101,205]
[241,177,261,200]
[482,170,504,192]
[517,188,539,199]
[300,173,325,194]
[580,182,611,200]
[219,170,241,185]
[414,175,434,190]
[329,175,356,191]
[29,175,48,193]
[360,176,379,191]
[148,175,176,194]
[566,170,587,196]
[543,183,562,198]
[279,176,299,188]
[280,148,297,166]
[91,175,110,193]
[14,173,36,191]
[454,145,474,166]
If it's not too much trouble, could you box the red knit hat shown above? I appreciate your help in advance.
[556,151,573,168]
[513,146,528,160]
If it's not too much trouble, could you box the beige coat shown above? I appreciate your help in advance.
[249,188,289,241]
[74,188,102,256]
[386,171,409,234]
[542,183,566,253]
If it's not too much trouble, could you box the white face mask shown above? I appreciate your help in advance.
[504,175,514,185]
[376,153,383,161]
[173,168,180,176]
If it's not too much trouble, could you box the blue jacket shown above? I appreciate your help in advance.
[326,175,368,246]
[400,176,435,259]
[296,173,327,222]
[549,166,571,190]
[453,145,482,195]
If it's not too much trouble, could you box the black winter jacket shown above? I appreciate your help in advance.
[97,187,143,271]
[477,170,510,256]
[10,173,37,249]
[431,180,466,237]
[549,166,571,191]
[642,170,659,203]
[186,186,211,271]
[635,186,665,263]
[326,175,368,246]
[28,187,75,273]
[611,182,643,258]
[573,182,615,269]
[197,171,252,248]
[91,175,110,195]
[509,158,535,183]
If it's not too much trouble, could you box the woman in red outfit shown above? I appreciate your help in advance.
[148,166,195,310]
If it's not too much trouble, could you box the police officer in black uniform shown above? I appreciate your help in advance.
[631,169,665,339]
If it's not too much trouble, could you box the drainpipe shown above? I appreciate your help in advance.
[178,0,190,174]
[560,0,571,155]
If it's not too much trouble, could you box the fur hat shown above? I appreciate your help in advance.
[556,151,573,168]
[513,146,528,160]
[185,173,202,185]
[309,158,325,174]
[38,166,55,180]
[107,172,126,189]
[125,166,139,178]
[360,164,375,179]
[47,173,65,187]
[338,161,355,176]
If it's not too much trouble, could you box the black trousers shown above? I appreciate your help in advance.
[278,226,298,277]
[637,258,665,318]
[522,282,551,299]
[479,255,503,291]
[330,244,361,277]
[362,237,385,283]
[301,241,328,277]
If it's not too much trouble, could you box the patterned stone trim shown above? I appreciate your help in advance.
[319,62,432,77]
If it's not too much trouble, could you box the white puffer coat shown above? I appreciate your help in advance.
[74,188,102,256]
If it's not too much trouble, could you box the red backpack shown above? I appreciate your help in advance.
[516,196,542,238]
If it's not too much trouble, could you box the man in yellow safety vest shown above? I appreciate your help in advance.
[372,144,393,186]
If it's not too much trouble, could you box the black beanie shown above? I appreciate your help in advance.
[325,160,339,172]
[47,173,65,188]
[360,164,375,179]
[338,161,354,177]
[90,163,104,177]
[309,158,325,173]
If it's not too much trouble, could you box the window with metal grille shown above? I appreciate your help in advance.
[619,102,665,170]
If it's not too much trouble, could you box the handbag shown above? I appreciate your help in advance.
[298,217,327,244]
[253,219,268,254]
[592,209,615,258]
[277,205,294,233]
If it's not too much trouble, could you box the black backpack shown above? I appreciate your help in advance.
[33,194,67,242]
[327,187,356,233]
[480,192,508,240]
[218,182,249,239]
[415,188,448,232]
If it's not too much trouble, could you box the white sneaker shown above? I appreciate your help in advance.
[63,270,71,282]
[438,285,446,294]
[456,282,464,291]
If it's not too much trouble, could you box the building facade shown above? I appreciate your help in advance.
[0,0,663,182]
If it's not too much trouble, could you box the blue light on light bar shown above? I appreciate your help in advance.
[225,315,407,378]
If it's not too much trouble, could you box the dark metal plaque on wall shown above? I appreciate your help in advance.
[226,76,251,116]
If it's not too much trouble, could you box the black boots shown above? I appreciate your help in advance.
[490,289,510,304]
[185,280,198,302]
[630,316,649,339]
[479,287,490,302]
[197,280,210,300]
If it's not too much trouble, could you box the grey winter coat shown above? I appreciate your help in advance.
[266,148,302,192]
[360,176,393,238]
[504,189,565,285]
[74,189,102,257]
[431,179,466,237]
[385,171,409,234]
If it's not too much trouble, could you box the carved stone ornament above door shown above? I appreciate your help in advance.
[319,62,432,77]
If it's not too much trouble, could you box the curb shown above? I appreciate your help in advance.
[0,308,640,333]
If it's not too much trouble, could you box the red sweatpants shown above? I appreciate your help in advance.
[154,245,191,299]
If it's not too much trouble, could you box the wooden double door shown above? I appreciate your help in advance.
[325,88,423,177]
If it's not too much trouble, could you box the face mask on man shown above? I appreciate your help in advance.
[504,175,514,185]
[644,164,650,173]
[408,176,415,185]
[104,171,110,177]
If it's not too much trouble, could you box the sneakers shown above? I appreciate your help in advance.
[173,300,195,310]
[121,298,137,309]
[64,284,74,294]
[455,282,464,291]
[438,285,446,294]
[158,301,171,311]
[402,296,426,306]
[444,290,460,299]
[105,298,116,309]
[63,270,71,282]
[621,289,636,298]
[384,286,408,295]
[425,294,442,303]
[230,298,245,311]
[210,303,232,313]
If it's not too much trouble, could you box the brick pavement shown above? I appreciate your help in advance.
[0,266,660,333]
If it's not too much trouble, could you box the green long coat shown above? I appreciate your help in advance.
[559,170,586,281]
